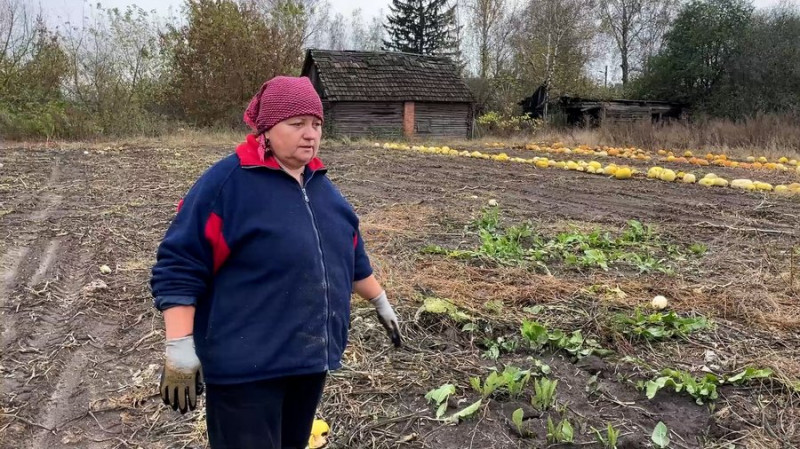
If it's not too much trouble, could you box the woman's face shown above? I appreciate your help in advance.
[265,115,323,170]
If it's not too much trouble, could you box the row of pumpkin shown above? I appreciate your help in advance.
[494,142,800,172]
[378,142,800,195]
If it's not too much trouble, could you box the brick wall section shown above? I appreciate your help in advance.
[403,101,415,137]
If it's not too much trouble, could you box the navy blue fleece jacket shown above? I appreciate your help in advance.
[150,134,373,384]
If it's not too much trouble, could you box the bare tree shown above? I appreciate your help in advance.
[599,0,678,85]
[364,10,385,51]
[342,8,385,51]
[311,8,387,51]
[60,4,161,127]
[0,0,36,91]
[449,0,467,72]
[349,8,366,49]
[323,12,347,49]
[490,7,515,76]
[511,0,598,114]
[250,0,322,49]
[465,0,507,78]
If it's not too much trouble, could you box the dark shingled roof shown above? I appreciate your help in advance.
[301,49,474,103]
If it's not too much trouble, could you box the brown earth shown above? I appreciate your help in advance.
[1,139,798,449]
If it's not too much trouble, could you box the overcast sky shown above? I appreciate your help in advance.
[48,0,386,25]
[45,0,800,27]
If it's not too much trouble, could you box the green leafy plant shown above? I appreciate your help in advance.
[725,367,772,385]
[470,366,532,399]
[476,111,543,136]
[651,421,670,448]
[614,309,711,341]
[523,304,544,314]
[550,220,672,273]
[593,423,620,448]
[549,329,613,358]
[482,345,501,361]
[417,296,472,322]
[520,320,549,348]
[511,408,531,437]
[619,251,672,274]
[564,247,610,270]
[689,243,708,255]
[470,372,502,398]
[504,366,532,398]
[620,219,655,243]
[474,204,500,231]
[423,208,545,267]
[481,336,518,361]
[645,369,719,405]
[478,221,537,265]
[462,323,478,333]
[546,416,574,443]
[445,399,483,424]
[425,383,456,418]
[423,210,693,274]
[521,320,613,359]
[532,377,558,411]
[531,359,552,376]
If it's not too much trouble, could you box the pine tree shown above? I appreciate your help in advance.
[383,0,461,57]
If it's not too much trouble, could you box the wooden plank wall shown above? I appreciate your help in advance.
[328,102,404,137]
[415,102,471,138]
[604,104,652,123]
[562,101,685,126]
[604,104,679,124]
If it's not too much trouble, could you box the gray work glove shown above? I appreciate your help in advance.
[370,290,402,347]
[159,335,203,414]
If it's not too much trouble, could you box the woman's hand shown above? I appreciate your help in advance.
[160,335,204,414]
[370,290,402,347]
[160,306,202,413]
[354,276,402,347]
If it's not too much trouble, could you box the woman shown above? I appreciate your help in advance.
[150,75,402,449]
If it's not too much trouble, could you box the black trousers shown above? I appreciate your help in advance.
[205,372,327,449]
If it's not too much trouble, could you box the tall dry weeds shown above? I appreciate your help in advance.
[537,113,800,158]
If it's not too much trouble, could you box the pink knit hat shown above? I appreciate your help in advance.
[243,76,324,135]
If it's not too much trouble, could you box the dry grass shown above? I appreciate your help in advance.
[408,260,575,308]
[535,114,800,159]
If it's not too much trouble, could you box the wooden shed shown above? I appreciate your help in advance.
[557,96,687,127]
[301,49,475,139]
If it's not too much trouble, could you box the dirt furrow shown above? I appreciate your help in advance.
[0,161,63,354]
[0,155,112,449]
[26,248,112,449]
[27,238,63,289]
[0,246,29,317]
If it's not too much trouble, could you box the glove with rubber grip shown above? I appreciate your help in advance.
[160,335,203,414]
[370,290,402,347]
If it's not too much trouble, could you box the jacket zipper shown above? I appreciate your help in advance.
[243,164,332,370]
[300,173,332,371]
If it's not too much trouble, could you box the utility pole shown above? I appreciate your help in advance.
[604,65,608,89]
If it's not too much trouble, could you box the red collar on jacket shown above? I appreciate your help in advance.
[236,134,326,172]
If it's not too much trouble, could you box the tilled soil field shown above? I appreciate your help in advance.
[1,138,799,449]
